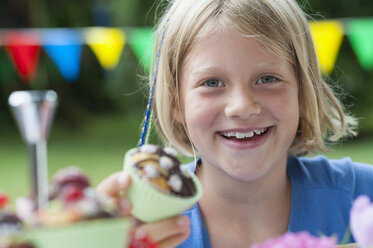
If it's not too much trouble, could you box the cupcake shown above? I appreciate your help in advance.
[32,166,118,226]
[123,144,203,222]
[0,192,35,248]
[23,167,133,248]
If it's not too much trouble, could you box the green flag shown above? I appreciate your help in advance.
[128,28,154,72]
[347,19,373,70]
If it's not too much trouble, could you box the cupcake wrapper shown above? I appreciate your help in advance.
[124,148,203,223]
[24,218,132,248]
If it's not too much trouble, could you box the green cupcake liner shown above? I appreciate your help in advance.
[23,218,133,248]
[123,148,203,223]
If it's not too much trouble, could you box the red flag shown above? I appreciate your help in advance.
[5,32,41,83]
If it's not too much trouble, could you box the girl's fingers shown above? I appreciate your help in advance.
[98,173,190,246]
[117,197,132,216]
[135,215,190,243]
[96,171,131,198]
[157,231,190,248]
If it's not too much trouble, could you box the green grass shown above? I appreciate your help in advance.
[1,113,373,201]
[321,138,373,164]
[0,113,144,200]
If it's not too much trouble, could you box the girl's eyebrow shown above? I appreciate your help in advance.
[255,61,293,73]
[186,60,291,81]
[255,60,285,68]
[191,62,285,74]
[189,66,222,77]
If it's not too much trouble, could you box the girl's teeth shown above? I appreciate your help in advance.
[245,132,254,138]
[236,132,245,139]
[254,130,261,135]
[223,128,267,139]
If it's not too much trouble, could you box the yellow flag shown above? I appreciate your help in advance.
[309,20,344,74]
[85,28,125,70]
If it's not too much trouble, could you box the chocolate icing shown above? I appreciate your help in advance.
[132,145,196,197]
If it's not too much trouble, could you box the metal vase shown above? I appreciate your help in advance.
[8,90,58,210]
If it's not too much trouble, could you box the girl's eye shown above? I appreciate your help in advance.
[257,75,278,84]
[203,79,224,87]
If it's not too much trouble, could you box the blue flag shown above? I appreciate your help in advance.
[42,29,82,82]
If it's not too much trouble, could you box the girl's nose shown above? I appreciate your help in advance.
[225,87,261,119]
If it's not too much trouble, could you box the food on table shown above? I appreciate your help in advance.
[35,167,118,227]
[22,167,132,248]
[0,192,35,248]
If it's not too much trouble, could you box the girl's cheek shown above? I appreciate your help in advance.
[265,88,298,109]
[184,95,220,123]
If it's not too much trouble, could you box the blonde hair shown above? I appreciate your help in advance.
[150,0,357,157]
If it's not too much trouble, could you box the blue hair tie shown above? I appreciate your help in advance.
[139,18,170,147]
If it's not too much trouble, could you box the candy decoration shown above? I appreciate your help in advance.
[5,31,41,82]
[62,185,84,204]
[0,192,9,208]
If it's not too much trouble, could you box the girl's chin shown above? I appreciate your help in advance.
[220,164,269,182]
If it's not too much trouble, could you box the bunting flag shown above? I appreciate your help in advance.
[42,29,82,82]
[1,17,373,83]
[309,20,344,74]
[128,28,154,72]
[4,31,41,82]
[85,27,125,70]
[346,19,373,71]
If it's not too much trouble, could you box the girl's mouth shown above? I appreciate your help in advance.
[220,127,269,142]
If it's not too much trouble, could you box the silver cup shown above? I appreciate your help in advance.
[8,90,58,210]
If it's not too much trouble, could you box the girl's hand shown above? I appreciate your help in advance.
[131,215,190,248]
[97,171,132,216]
[97,171,191,248]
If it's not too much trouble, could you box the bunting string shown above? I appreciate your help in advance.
[0,17,373,82]
[0,27,153,82]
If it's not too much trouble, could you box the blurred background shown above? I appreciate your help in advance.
[0,0,372,199]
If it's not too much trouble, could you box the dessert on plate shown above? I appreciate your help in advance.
[0,192,35,248]
[22,167,133,248]
[36,166,118,226]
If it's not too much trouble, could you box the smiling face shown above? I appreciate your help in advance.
[175,28,299,182]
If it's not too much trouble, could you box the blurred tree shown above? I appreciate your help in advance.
[0,0,157,131]
[300,0,373,19]
[300,0,373,135]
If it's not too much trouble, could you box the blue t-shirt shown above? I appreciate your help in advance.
[178,155,373,247]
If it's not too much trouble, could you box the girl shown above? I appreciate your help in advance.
[98,0,373,247]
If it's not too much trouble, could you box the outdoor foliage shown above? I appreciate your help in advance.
[304,0,373,134]
[0,0,158,131]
